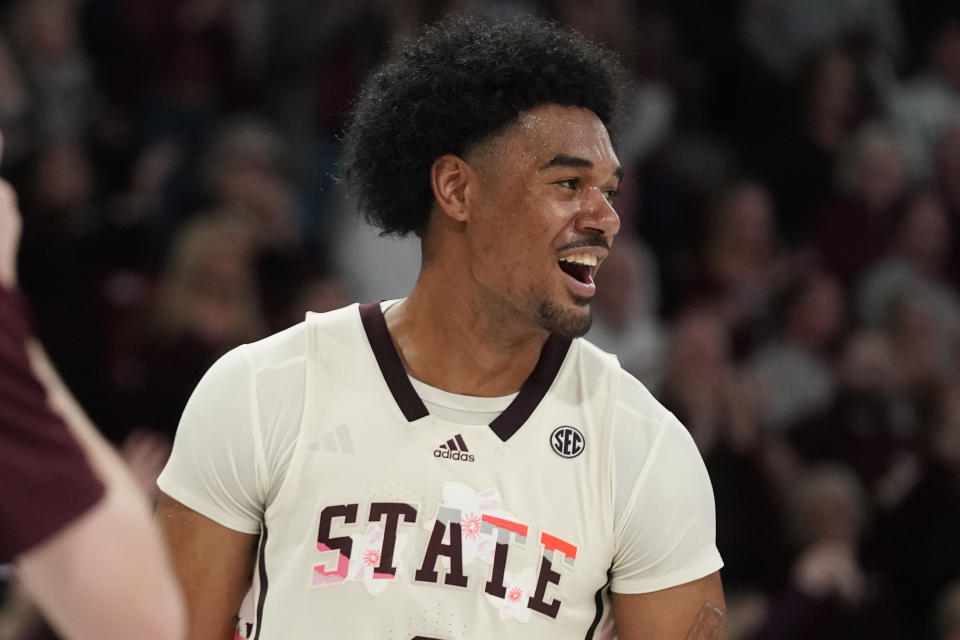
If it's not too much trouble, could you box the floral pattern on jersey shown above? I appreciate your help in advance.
[426,481,500,566]
[485,567,537,623]
[347,523,408,596]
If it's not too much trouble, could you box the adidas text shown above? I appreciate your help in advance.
[433,449,475,462]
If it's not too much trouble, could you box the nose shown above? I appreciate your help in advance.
[575,187,621,240]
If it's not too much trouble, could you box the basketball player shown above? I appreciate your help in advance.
[157,15,726,640]
[0,136,185,639]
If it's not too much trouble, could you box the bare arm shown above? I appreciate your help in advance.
[13,340,187,640]
[157,493,259,640]
[16,481,187,640]
[612,572,726,640]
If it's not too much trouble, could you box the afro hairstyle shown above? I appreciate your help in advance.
[339,13,627,237]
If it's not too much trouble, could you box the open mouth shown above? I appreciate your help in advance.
[558,254,598,285]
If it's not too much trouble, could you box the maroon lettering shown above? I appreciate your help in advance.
[527,554,562,618]
[317,504,358,560]
[368,502,418,576]
[481,514,528,599]
[484,541,510,598]
[414,520,469,587]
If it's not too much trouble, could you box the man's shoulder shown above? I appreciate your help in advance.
[571,336,672,426]
[570,335,622,378]
[202,305,364,424]
[241,304,361,370]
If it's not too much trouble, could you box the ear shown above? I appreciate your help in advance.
[430,154,473,223]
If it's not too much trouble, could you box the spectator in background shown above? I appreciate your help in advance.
[659,309,741,453]
[12,137,115,438]
[7,0,99,145]
[154,212,264,349]
[890,11,960,181]
[749,465,899,640]
[872,381,960,640]
[787,328,915,500]
[755,45,875,245]
[857,188,960,333]
[123,211,265,439]
[198,117,302,251]
[740,0,902,81]
[586,235,665,388]
[255,248,350,334]
[118,0,241,119]
[885,291,956,402]
[747,270,846,432]
[686,179,791,358]
[814,121,905,286]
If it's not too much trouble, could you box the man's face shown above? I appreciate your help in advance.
[462,104,622,338]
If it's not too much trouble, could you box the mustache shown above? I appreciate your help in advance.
[557,237,610,252]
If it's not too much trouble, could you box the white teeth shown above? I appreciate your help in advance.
[558,254,598,267]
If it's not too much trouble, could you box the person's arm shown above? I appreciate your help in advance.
[16,479,187,640]
[608,399,727,639]
[154,344,279,639]
[157,494,259,640]
[613,572,726,640]
[15,338,187,640]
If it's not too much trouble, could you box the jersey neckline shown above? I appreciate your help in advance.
[358,301,572,442]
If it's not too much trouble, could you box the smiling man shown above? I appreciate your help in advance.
[156,14,725,640]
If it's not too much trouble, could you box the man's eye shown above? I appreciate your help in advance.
[603,189,620,202]
[555,178,578,190]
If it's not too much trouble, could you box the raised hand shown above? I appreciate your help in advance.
[0,132,22,290]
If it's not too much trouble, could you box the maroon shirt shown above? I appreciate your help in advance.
[0,287,104,563]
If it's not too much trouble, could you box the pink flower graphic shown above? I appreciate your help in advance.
[342,523,407,596]
[428,482,501,566]
[362,548,381,568]
[485,567,537,623]
[461,512,482,539]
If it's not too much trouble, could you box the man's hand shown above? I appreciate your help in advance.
[0,132,21,290]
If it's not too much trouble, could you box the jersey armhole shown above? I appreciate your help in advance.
[260,319,321,515]
[239,346,271,504]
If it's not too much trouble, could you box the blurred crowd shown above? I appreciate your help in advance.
[1,0,960,638]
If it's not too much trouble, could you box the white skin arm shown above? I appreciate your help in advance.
[14,310,187,640]
[15,475,187,640]
[613,572,727,640]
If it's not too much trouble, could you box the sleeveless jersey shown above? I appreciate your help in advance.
[158,302,722,639]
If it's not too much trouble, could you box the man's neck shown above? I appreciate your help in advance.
[383,278,549,397]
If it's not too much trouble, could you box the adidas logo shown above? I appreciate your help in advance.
[434,434,476,462]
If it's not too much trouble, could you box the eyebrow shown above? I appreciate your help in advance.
[539,154,624,180]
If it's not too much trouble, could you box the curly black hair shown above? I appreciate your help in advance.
[340,13,627,237]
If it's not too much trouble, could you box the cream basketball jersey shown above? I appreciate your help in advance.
[158,302,723,639]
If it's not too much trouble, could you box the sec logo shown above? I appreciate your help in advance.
[550,426,585,458]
